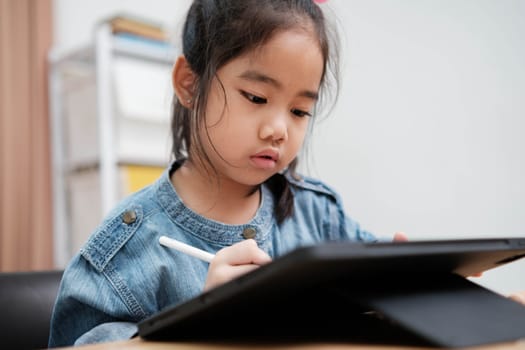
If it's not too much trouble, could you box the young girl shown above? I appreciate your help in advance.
[49,0,379,346]
[52,0,525,346]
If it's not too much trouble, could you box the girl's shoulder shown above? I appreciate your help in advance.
[79,179,164,272]
[285,172,342,201]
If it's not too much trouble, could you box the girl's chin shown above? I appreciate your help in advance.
[227,172,278,187]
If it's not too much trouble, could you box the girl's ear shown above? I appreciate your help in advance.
[172,55,196,108]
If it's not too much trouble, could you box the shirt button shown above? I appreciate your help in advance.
[242,227,257,239]
[122,210,137,224]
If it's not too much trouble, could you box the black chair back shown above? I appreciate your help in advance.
[0,270,63,349]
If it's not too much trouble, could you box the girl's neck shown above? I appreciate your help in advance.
[170,160,261,225]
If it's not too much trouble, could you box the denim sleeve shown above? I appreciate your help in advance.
[341,210,378,242]
[327,189,378,243]
[287,173,379,243]
[74,322,137,346]
[338,204,394,242]
[48,256,139,347]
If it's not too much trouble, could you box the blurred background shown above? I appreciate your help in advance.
[1,0,523,295]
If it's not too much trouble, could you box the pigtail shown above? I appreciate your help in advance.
[264,158,301,224]
[265,173,294,225]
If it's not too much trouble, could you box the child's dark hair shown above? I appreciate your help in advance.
[171,0,340,224]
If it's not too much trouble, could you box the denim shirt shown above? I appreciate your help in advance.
[48,164,377,347]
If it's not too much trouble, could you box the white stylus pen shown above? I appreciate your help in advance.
[159,236,215,263]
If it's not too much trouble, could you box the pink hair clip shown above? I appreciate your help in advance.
[314,0,328,3]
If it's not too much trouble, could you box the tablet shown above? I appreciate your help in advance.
[138,237,525,347]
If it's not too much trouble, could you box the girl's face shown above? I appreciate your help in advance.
[199,28,324,187]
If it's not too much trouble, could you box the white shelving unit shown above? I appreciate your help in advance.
[49,24,177,267]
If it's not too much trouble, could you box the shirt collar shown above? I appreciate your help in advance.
[154,161,275,246]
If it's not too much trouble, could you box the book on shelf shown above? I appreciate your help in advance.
[114,32,173,50]
[106,13,167,42]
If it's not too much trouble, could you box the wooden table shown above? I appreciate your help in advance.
[55,337,525,350]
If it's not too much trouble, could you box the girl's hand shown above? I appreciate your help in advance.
[509,291,525,305]
[204,239,272,291]
[393,232,408,242]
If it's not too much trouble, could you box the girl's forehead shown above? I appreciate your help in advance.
[219,29,324,90]
[244,26,322,61]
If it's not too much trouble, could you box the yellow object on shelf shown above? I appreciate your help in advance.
[122,165,164,193]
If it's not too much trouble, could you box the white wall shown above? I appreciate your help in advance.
[52,0,524,294]
[310,0,525,294]
[52,0,192,53]
[316,0,525,240]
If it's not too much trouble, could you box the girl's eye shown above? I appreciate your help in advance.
[241,91,267,104]
[291,108,312,118]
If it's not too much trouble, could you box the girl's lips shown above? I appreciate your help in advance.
[250,150,279,169]
[250,156,277,169]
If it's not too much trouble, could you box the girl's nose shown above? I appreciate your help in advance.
[259,114,288,143]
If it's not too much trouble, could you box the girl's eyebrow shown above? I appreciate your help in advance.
[238,69,319,101]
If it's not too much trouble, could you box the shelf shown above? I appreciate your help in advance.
[50,32,177,67]
[112,33,177,64]
[49,23,177,267]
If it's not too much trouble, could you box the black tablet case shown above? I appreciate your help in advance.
[138,237,525,347]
